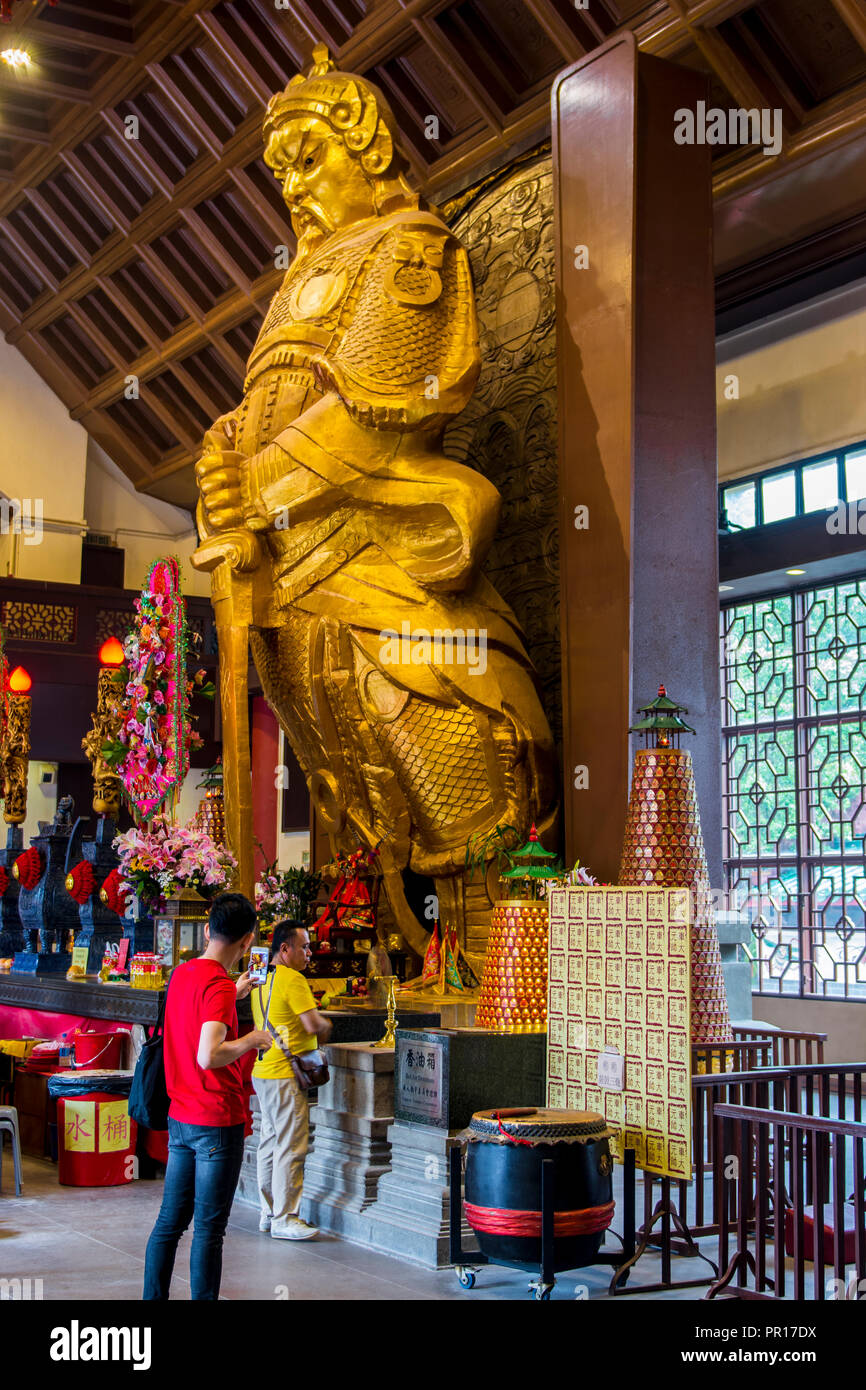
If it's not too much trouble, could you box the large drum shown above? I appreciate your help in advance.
[464,1108,614,1271]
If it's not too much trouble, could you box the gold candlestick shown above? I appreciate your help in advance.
[82,639,126,819]
[370,974,398,1049]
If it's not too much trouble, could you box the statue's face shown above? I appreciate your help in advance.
[265,116,377,244]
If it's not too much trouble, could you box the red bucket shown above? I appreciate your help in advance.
[73,1032,124,1070]
[57,1093,137,1187]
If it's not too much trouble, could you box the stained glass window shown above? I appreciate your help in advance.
[721,579,866,998]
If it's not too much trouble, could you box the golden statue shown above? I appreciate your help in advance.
[193,46,557,970]
[82,667,124,820]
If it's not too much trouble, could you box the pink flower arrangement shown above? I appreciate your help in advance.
[114,818,236,908]
[110,557,215,821]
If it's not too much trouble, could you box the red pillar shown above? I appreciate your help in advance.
[251,696,279,880]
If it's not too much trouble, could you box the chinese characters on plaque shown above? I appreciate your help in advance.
[546,886,692,1181]
[396,1037,444,1123]
[63,1099,132,1153]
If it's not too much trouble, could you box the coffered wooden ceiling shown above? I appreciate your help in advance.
[2,0,866,508]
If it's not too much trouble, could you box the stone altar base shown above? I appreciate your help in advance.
[365,1122,478,1269]
[300,1042,395,1243]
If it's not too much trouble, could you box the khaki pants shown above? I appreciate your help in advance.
[252,1074,309,1232]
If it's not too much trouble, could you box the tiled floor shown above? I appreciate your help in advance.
[0,1154,723,1301]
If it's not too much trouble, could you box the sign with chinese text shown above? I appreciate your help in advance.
[395,1036,446,1126]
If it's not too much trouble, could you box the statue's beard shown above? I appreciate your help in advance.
[288,199,334,248]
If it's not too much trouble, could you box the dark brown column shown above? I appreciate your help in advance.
[553,33,722,884]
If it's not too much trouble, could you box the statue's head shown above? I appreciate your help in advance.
[263,44,417,249]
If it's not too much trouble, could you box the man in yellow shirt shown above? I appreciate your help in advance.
[250,921,332,1240]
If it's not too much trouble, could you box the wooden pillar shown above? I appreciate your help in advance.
[553,32,722,885]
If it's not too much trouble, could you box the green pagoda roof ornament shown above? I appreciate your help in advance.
[629,684,696,749]
[500,823,561,881]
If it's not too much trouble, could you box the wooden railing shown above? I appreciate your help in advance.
[637,1063,866,1252]
[709,1102,866,1300]
[732,1026,827,1066]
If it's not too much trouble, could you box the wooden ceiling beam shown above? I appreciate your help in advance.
[66,299,127,374]
[99,107,175,199]
[0,218,59,293]
[77,402,161,487]
[72,265,281,415]
[23,20,138,58]
[227,167,295,249]
[193,6,291,105]
[58,149,132,235]
[8,113,269,339]
[634,0,755,57]
[136,240,205,326]
[828,0,866,56]
[662,0,772,111]
[407,13,506,133]
[0,73,92,106]
[169,360,227,421]
[204,331,247,384]
[93,271,162,354]
[0,0,221,221]
[21,186,93,268]
[520,0,588,63]
[179,206,254,297]
[194,9,275,105]
[145,62,224,159]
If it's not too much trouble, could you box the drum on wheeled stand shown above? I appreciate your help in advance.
[450,1107,619,1299]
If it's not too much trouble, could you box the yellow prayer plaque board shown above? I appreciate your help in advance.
[72,947,89,973]
[546,886,692,1181]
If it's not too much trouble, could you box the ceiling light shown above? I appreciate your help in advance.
[0,48,31,68]
[719,584,734,592]
[786,568,805,576]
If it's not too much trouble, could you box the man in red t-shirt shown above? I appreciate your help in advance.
[143,893,270,1301]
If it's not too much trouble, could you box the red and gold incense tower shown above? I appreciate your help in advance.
[619,686,732,1044]
[475,826,559,1034]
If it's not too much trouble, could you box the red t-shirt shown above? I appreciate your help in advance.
[164,957,247,1127]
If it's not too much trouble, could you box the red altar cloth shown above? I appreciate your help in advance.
[0,1003,131,1043]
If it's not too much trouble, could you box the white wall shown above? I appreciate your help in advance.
[21,760,58,846]
[717,279,866,482]
[0,338,87,582]
[84,438,208,597]
[754,997,866,1066]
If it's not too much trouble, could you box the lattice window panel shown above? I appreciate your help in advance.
[721,578,866,999]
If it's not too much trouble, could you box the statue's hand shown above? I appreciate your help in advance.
[196,448,245,531]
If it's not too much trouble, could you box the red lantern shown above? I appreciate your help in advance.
[65,861,95,905]
[13,847,43,890]
[99,867,130,916]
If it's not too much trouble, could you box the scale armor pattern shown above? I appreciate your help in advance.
[336,235,460,388]
[373,697,491,832]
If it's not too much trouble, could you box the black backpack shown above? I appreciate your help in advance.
[128,978,171,1131]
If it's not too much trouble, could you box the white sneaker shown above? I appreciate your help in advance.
[259,1215,272,1233]
[271,1217,318,1241]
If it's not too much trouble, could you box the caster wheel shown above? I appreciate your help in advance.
[456,1268,476,1289]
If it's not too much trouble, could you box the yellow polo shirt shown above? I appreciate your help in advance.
[251,965,318,1079]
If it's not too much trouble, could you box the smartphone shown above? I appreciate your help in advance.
[248,946,269,985]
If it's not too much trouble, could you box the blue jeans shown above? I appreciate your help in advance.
[143,1117,245,1301]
